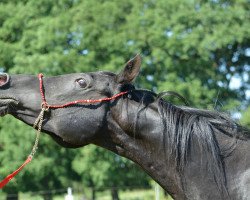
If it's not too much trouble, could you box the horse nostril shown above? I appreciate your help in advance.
[0,73,10,87]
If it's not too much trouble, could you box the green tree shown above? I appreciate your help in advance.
[72,145,150,200]
[241,106,250,128]
[1,0,249,105]
[0,116,78,200]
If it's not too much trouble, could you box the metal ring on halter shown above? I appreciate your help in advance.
[41,102,49,111]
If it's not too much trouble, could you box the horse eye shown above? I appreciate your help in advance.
[76,78,88,88]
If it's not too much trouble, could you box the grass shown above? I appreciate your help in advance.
[59,188,173,200]
[0,188,173,200]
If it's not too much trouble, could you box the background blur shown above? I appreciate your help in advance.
[0,0,249,200]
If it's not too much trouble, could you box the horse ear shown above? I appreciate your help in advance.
[116,54,141,84]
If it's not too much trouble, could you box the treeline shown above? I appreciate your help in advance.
[0,0,249,200]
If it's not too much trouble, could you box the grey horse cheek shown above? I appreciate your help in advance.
[50,110,105,144]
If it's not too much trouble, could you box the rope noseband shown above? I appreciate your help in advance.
[38,73,128,109]
[0,73,128,188]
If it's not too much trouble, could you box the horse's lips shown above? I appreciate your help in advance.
[0,97,19,116]
[0,105,8,116]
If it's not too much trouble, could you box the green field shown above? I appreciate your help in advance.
[0,188,173,200]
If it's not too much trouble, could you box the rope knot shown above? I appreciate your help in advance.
[41,102,49,111]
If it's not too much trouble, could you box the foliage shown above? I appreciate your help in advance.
[0,0,249,199]
[241,106,250,128]
[72,145,150,189]
[0,116,78,197]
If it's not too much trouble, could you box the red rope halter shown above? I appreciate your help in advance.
[0,73,128,189]
[38,73,128,109]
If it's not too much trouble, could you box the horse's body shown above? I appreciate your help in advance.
[0,55,249,199]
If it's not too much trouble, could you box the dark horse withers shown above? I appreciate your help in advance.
[0,55,250,200]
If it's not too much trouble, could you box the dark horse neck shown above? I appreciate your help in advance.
[95,91,250,200]
[94,91,185,198]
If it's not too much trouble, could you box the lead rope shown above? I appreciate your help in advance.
[30,106,48,157]
[0,106,48,189]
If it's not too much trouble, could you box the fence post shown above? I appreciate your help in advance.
[65,187,74,200]
[155,183,160,200]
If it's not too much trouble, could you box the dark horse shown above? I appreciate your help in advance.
[0,55,249,199]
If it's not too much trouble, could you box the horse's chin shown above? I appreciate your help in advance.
[0,96,19,116]
[47,131,89,148]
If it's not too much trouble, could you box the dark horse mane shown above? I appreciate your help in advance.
[128,88,250,195]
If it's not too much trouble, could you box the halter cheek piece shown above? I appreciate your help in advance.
[0,73,128,188]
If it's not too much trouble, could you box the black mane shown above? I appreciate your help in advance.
[131,89,250,195]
